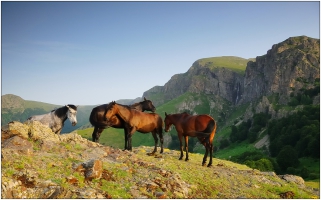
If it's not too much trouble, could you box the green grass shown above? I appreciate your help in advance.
[156,92,195,117]
[77,128,126,149]
[298,157,320,180]
[196,56,254,75]
[2,135,318,199]
[23,100,58,111]
[215,140,257,159]
[305,180,320,190]
[77,127,159,150]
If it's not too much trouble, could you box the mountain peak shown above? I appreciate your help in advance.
[1,94,25,110]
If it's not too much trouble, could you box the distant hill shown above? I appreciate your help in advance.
[143,56,253,106]
[1,94,143,133]
[1,94,96,133]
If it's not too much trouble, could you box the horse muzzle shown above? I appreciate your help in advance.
[72,122,77,126]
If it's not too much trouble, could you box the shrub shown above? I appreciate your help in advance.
[277,145,300,171]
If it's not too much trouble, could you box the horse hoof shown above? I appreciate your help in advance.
[207,164,212,167]
[202,163,207,166]
[179,158,183,160]
[185,159,189,161]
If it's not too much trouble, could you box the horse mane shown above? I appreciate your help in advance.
[67,104,77,111]
[53,104,77,119]
[54,106,68,119]
[51,104,77,112]
[116,103,132,109]
[131,102,140,107]
[109,101,131,109]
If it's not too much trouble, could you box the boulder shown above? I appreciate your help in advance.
[74,159,103,181]
[1,121,29,140]
[2,136,33,156]
[278,174,305,187]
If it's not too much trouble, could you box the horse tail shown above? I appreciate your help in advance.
[204,119,215,134]
[208,118,217,143]
[158,115,163,133]
[89,108,96,126]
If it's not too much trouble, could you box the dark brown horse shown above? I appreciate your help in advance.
[164,112,217,167]
[89,97,156,149]
[104,101,164,154]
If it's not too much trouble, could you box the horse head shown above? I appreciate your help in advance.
[66,104,78,126]
[141,97,156,112]
[164,112,173,132]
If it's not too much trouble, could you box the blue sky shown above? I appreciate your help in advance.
[2,1,320,105]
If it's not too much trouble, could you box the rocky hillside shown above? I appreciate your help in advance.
[143,36,319,109]
[1,121,319,198]
[143,56,251,106]
[241,36,320,105]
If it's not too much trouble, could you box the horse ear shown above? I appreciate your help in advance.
[165,112,168,116]
[65,105,70,109]
[144,97,147,101]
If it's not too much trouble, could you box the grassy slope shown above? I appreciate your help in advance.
[2,139,318,198]
[23,100,59,111]
[78,91,320,186]
[196,56,254,74]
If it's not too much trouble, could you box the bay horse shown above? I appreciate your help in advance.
[25,105,78,134]
[164,112,217,167]
[104,101,163,154]
[89,97,156,149]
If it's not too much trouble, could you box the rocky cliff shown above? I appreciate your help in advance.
[1,121,319,198]
[143,56,248,107]
[241,36,320,105]
[143,36,320,109]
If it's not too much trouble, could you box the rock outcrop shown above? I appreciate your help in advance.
[1,121,194,198]
[1,121,319,198]
[143,56,246,107]
[143,36,319,114]
[241,36,320,105]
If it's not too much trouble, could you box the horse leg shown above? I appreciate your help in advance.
[92,127,98,142]
[178,134,184,160]
[128,133,133,151]
[97,128,104,142]
[127,126,136,151]
[159,129,164,154]
[123,128,128,150]
[92,127,104,143]
[148,131,158,155]
[184,136,189,161]
[202,138,209,166]
[207,142,214,167]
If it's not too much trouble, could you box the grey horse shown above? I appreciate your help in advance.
[26,104,78,134]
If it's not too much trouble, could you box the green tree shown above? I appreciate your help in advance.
[220,139,230,149]
[255,158,274,171]
[300,167,310,179]
[276,145,299,171]
[229,125,238,142]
